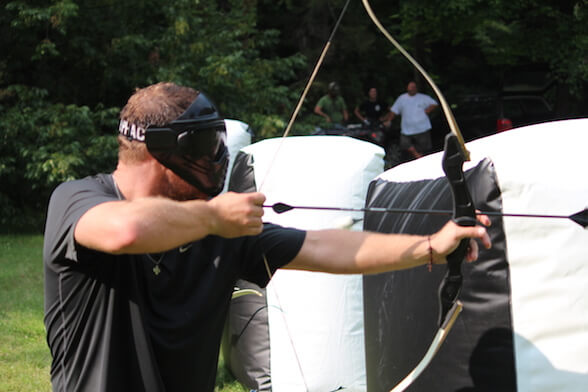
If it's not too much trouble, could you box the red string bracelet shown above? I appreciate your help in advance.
[427,235,433,272]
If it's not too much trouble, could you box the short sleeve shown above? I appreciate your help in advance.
[316,96,327,108]
[43,175,117,272]
[390,96,402,115]
[426,95,438,106]
[238,224,306,287]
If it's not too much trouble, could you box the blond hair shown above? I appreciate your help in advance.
[118,82,199,163]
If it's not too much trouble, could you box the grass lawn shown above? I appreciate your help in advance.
[0,234,248,392]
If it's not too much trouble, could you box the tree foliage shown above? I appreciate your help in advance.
[0,84,118,228]
[0,0,306,227]
[1,0,586,228]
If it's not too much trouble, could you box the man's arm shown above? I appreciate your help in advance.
[314,104,331,122]
[424,104,438,115]
[285,218,491,274]
[354,106,366,123]
[75,192,265,254]
[383,109,396,126]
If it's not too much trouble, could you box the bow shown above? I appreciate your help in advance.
[258,0,482,389]
[360,1,476,390]
[379,133,476,392]
[255,2,587,391]
[258,1,477,390]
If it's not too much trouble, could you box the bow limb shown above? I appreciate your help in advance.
[389,302,462,392]
[360,0,470,160]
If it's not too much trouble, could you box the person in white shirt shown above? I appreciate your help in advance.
[386,81,438,159]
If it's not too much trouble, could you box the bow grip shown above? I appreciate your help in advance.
[438,134,476,326]
[442,133,476,261]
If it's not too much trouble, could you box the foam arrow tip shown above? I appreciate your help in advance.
[570,208,588,228]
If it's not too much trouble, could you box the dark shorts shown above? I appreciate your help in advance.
[400,131,432,153]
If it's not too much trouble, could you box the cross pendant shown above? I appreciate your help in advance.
[153,265,161,276]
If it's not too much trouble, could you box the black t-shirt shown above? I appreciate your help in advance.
[359,100,387,122]
[43,174,305,392]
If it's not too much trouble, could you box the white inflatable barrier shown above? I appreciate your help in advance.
[363,119,588,392]
[222,119,253,193]
[228,135,385,392]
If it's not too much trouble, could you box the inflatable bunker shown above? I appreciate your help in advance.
[363,119,588,392]
[225,135,385,392]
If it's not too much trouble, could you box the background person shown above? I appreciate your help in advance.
[354,86,388,128]
[43,81,490,392]
[386,81,438,159]
[314,81,349,129]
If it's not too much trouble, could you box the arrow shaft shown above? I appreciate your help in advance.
[265,204,453,215]
[264,203,580,222]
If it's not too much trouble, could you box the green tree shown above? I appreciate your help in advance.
[0,0,308,227]
[153,0,307,138]
[0,85,118,228]
[1,0,586,228]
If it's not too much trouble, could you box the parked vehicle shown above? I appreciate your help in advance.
[432,93,557,147]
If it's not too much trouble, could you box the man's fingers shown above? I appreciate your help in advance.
[465,239,479,262]
[459,224,492,257]
[475,212,491,227]
[249,192,266,205]
[247,193,265,219]
[463,223,492,263]
[207,191,267,238]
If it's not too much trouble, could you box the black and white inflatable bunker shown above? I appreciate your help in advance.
[225,135,385,392]
[222,119,254,193]
[363,118,588,392]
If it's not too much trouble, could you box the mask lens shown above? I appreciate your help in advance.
[177,126,225,159]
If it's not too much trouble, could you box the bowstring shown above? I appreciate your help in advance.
[259,1,352,390]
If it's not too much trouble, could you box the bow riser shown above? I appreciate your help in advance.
[438,134,477,326]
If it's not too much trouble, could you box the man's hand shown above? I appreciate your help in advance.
[207,192,266,238]
[430,213,491,264]
[424,104,438,115]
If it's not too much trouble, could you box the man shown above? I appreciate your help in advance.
[314,81,349,129]
[43,82,490,392]
[353,86,388,127]
[386,81,438,159]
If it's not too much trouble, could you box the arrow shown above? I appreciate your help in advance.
[264,203,588,228]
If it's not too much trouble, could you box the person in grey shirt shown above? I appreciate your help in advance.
[44,81,489,392]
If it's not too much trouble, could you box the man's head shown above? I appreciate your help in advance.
[368,87,378,101]
[117,82,228,199]
[328,81,340,97]
[118,83,198,162]
[407,81,418,96]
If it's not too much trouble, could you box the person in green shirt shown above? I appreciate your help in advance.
[314,81,349,129]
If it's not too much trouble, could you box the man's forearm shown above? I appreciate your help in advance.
[285,219,490,275]
[75,191,266,255]
[425,104,438,115]
[286,229,431,274]
[75,197,216,254]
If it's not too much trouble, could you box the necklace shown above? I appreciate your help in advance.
[111,174,164,276]
[147,253,164,275]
